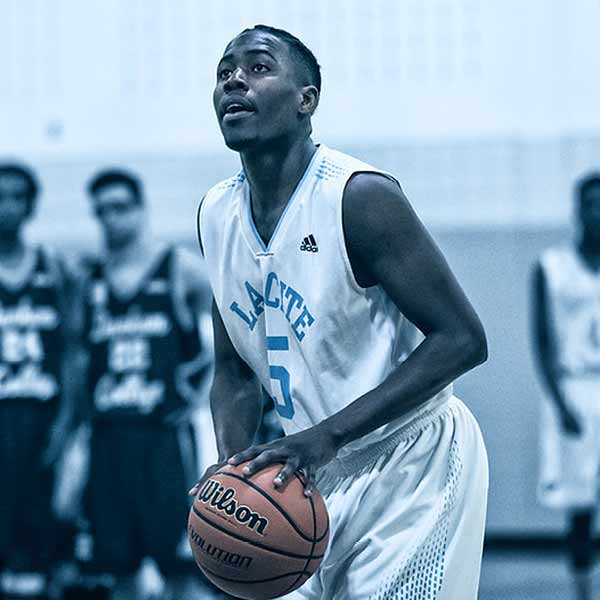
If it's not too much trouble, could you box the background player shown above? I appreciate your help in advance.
[532,172,600,600]
[78,168,218,600]
[193,25,489,599]
[0,163,77,600]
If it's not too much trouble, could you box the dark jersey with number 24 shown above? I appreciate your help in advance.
[0,248,63,406]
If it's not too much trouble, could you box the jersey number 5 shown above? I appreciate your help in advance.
[267,336,294,419]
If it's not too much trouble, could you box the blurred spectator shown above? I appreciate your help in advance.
[70,168,218,600]
[0,163,78,600]
[531,172,600,600]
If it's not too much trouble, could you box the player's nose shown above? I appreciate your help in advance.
[223,67,249,92]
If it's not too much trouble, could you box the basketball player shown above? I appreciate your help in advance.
[0,163,77,600]
[192,25,489,599]
[79,169,216,600]
[532,172,600,600]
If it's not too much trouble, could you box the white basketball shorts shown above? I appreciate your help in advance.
[282,396,488,600]
[539,377,600,510]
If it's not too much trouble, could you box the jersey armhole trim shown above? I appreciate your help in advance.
[196,195,207,257]
[338,169,402,295]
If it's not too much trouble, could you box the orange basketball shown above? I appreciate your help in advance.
[188,462,329,600]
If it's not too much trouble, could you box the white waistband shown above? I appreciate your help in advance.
[316,397,453,496]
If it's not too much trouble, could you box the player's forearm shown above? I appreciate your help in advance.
[210,369,262,462]
[317,328,486,450]
[59,344,88,431]
[535,353,568,413]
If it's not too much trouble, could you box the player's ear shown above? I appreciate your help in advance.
[299,85,319,116]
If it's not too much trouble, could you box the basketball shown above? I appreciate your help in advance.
[188,462,330,599]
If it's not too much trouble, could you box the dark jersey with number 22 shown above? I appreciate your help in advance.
[84,247,202,423]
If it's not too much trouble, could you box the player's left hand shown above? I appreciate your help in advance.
[227,426,338,496]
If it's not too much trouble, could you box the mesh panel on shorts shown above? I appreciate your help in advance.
[370,440,463,600]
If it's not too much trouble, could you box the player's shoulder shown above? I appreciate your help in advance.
[539,244,576,270]
[172,244,209,286]
[203,170,246,208]
[198,171,247,253]
[35,244,83,286]
[316,145,399,185]
[342,169,407,235]
[172,244,203,273]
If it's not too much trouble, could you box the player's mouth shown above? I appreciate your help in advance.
[221,99,256,123]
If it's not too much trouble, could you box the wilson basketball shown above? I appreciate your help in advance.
[188,462,330,600]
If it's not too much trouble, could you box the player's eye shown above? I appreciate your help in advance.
[252,63,269,73]
[218,68,232,80]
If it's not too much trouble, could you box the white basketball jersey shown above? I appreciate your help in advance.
[199,145,451,457]
[541,245,600,377]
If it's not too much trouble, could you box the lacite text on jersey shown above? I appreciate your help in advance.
[229,271,315,342]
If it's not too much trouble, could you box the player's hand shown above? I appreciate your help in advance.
[227,426,338,496]
[559,407,582,436]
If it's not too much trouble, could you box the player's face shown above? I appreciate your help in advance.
[92,183,144,245]
[0,174,31,235]
[214,31,306,151]
[580,185,600,241]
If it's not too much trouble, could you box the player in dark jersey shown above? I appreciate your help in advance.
[0,163,78,600]
[76,168,219,600]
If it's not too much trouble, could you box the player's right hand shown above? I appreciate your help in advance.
[560,407,582,436]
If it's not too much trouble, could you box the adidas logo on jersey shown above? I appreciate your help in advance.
[300,234,319,253]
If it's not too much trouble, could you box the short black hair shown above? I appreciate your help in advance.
[0,162,39,212]
[241,24,322,92]
[87,168,143,204]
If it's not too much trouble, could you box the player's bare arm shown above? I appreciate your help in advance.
[230,172,487,491]
[188,300,263,496]
[42,254,88,466]
[531,262,581,435]
[177,245,212,321]
[164,246,213,426]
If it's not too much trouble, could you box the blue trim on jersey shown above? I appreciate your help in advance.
[266,336,289,351]
[245,147,322,252]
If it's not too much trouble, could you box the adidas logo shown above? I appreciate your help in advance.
[300,234,319,253]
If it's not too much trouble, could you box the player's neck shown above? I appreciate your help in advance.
[241,137,317,210]
[105,232,153,264]
[0,232,25,260]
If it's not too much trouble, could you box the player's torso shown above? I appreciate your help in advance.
[0,246,63,406]
[84,246,199,421]
[542,245,600,377]
[201,145,451,449]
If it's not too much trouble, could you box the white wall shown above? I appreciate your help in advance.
[2,1,600,161]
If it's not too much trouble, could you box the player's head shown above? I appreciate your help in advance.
[576,172,600,241]
[0,162,39,235]
[87,168,145,246]
[214,25,321,152]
